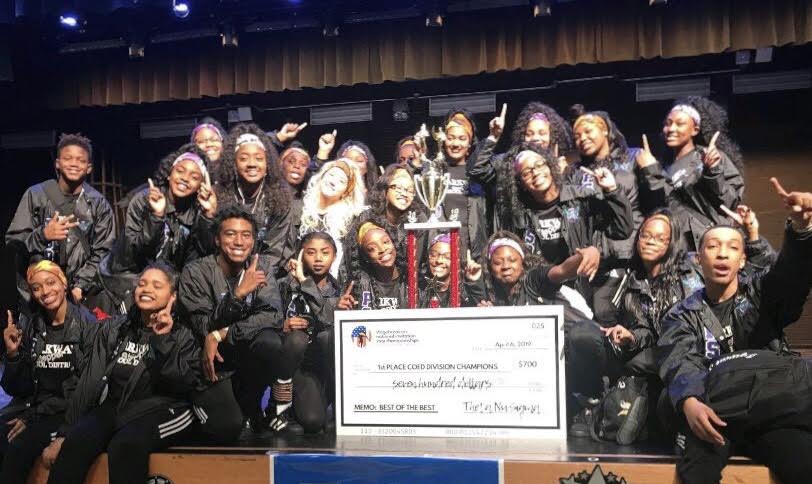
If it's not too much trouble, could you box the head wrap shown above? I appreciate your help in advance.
[191,123,223,144]
[669,104,702,128]
[573,113,609,134]
[430,233,450,248]
[513,150,542,175]
[488,238,525,260]
[322,159,357,199]
[357,221,386,245]
[445,113,474,140]
[234,133,266,153]
[529,112,550,124]
[341,145,368,162]
[26,260,67,288]
[172,152,208,180]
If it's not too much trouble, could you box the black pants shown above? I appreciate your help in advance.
[0,413,63,484]
[191,378,243,444]
[293,327,334,433]
[678,426,812,484]
[588,271,623,325]
[566,319,622,400]
[46,401,195,484]
[221,328,309,417]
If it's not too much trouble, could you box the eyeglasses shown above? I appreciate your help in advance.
[388,184,415,196]
[519,163,550,179]
[639,232,669,247]
[195,137,222,145]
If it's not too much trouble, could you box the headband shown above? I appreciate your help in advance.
[235,133,266,153]
[322,159,357,198]
[670,104,702,128]
[513,150,542,175]
[430,233,450,248]
[191,123,223,143]
[341,145,368,162]
[646,214,671,226]
[399,139,419,149]
[357,221,386,245]
[445,113,474,140]
[573,113,609,133]
[529,112,550,124]
[26,260,68,288]
[281,146,310,162]
[172,152,208,180]
[488,238,525,259]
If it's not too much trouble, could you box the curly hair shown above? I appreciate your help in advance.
[299,160,367,241]
[494,143,564,237]
[279,140,313,197]
[673,96,744,172]
[215,123,289,217]
[366,165,420,220]
[152,142,211,189]
[510,102,574,154]
[214,204,259,238]
[57,133,93,161]
[481,230,545,302]
[337,140,379,191]
[569,104,629,170]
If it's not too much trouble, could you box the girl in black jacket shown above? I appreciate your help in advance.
[0,261,98,484]
[45,262,203,484]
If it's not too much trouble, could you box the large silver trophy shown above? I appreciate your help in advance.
[413,124,450,223]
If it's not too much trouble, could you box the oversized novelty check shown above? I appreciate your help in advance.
[335,305,566,439]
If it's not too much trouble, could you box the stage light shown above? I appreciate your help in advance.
[425,13,443,27]
[173,1,190,19]
[221,23,239,47]
[531,0,552,17]
[322,19,339,37]
[59,14,79,28]
[129,41,145,59]
[649,0,668,4]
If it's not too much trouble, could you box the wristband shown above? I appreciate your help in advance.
[211,330,222,343]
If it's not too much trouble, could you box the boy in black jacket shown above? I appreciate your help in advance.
[657,178,812,484]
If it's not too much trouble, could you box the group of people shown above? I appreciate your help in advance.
[1,95,811,484]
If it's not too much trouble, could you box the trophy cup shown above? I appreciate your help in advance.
[405,124,461,309]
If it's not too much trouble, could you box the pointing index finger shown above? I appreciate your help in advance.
[7,310,13,327]
[297,122,308,132]
[499,103,507,121]
[642,134,651,153]
[719,205,742,223]
[203,170,211,188]
[331,129,337,138]
[148,178,155,190]
[579,166,598,178]
[770,177,789,198]
[343,281,355,297]
[708,131,720,151]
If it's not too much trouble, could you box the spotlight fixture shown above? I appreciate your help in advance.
[425,12,443,27]
[531,0,552,17]
[59,14,80,28]
[221,23,239,47]
[129,41,145,59]
[172,0,190,19]
[649,0,668,4]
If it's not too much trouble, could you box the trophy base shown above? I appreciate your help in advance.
[404,221,462,231]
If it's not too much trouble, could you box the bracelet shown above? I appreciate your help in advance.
[211,330,222,343]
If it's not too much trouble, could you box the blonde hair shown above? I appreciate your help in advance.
[299,159,367,240]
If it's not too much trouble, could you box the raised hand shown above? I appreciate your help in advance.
[235,254,267,300]
[600,324,635,346]
[771,177,812,229]
[575,246,601,282]
[290,250,306,283]
[702,131,722,169]
[277,122,308,143]
[489,103,508,141]
[580,166,617,193]
[720,204,759,241]
[318,129,338,159]
[337,281,357,310]
[635,134,657,169]
[71,287,83,304]
[554,144,568,172]
[197,171,217,219]
[150,295,175,335]
[464,249,482,282]
[43,210,80,241]
[3,310,22,358]
[147,178,167,217]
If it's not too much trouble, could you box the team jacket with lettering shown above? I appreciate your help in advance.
[657,223,811,410]
[5,180,115,297]
[278,274,341,330]
[178,254,284,342]
[639,147,744,250]
[58,311,203,436]
[1,303,99,421]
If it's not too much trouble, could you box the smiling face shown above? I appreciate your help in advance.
[699,227,746,288]
[362,229,396,268]
[386,170,415,212]
[216,217,255,265]
[445,125,471,163]
[134,268,174,313]
[194,127,223,162]
[29,272,66,313]
[517,152,554,195]
[343,148,368,178]
[281,151,309,186]
[428,241,451,280]
[637,217,672,265]
[524,119,552,148]
[320,166,350,201]
[489,245,524,287]
[663,111,699,150]
[55,144,91,183]
[235,144,267,185]
[168,159,203,199]
[302,238,336,278]
[398,144,421,166]
[574,122,609,158]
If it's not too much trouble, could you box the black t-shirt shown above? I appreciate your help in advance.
[34,324,73,402]
[371,278,403,310]
[441,164,470,249]
[49,187,80,265]
[704,295,735,359]
[108,327,153,403]
[529,200,568,265]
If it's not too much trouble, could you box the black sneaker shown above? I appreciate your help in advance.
[268,406,304,435]
[569,406,593,438]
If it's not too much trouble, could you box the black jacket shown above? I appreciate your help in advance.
[657,223,811,410]
[5,180,115,298]
[639,148,744,250]
[59,312,203,435]
[1,303,98,421]
[278,274,341,331]
[178,254,284,343]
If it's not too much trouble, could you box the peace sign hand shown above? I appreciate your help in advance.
[3,311,22,358]
[464,250,482,282]
[290,250,306,283]
[489,103,507,141]
[720,204,759,241]
[197,171,218,218]
[771,177,812,230]
[702,132,722,169]
[277,122,308,143]
[43,210,80,242]
[150,295,175,336]
[147,178,167,217]
[635,134,657,169]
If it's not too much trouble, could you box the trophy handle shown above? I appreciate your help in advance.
[414,174,429,208]
[434,173,451,209]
